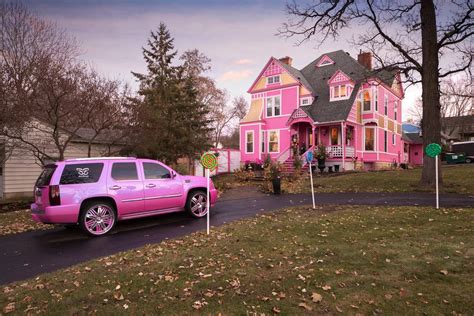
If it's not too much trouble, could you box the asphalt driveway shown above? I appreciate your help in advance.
[0,189,472,285]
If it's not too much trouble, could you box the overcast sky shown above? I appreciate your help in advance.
[26,0,423,120]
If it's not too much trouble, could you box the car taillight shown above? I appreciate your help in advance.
[49,185,61,206]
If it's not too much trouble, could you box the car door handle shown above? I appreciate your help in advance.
[146,183,156,188]
[109,185,121,190]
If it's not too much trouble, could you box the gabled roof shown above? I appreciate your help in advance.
[247,57,314,94]
[298,50,398,123]
[402,132,423,144]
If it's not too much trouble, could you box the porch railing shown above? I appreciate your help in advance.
[276,146,291,164]
[327,145,355,158]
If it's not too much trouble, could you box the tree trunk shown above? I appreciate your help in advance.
[420,0,442,186]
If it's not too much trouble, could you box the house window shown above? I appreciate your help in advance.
[363,90,371,111]
[364,127,375,151]
[246,131,254,153]
[300,98,310,106]
[384,94,388,116]
[268,130,279,153]
[384,130,388,152]
[330,127,339,145]
[267,75,280,85]
[394,101,398,120]
[266,96,281,117]
[261,130,265,153]
[373,86,378,112]
[331,84,352,101]
[392,133,396,145]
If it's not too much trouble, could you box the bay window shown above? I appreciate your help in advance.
[363,90,371,111]
[245,131,254,153]
[364,127,375,151]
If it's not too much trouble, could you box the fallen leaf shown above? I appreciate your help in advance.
[311,292,322,303]
[123,304,129,310]
[298,302,313,311]
[3,302,15,314]
[272,306,281,314]
[73,281,80,288]
[322,285,331,291]
[440,269,448,275]
[114,292,124,301]
[335,306,343,313]
[115,285,121,290]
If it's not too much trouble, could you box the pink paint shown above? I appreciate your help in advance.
[31,158,218,236]
[241,53,405,169]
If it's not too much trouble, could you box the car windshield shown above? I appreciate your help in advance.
[35,165,57,187]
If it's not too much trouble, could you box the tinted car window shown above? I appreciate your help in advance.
[143,163,171,179]
[111,162,138,180]
[60,163,104,185]
[35,165,57,186]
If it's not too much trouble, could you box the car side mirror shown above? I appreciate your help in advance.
[171,171,177,179]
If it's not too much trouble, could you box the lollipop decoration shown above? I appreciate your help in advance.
[200,152,218,235]
[425,143,442,209]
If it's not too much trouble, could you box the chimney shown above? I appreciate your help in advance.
[279,56,293,66]
[358,51,372,70]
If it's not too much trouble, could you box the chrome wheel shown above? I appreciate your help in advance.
[190,192,208,217]
[84,204,115,235]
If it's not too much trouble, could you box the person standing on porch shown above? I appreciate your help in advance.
[292,135,298,158]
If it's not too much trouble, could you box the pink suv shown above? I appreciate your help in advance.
[31,157,218,236]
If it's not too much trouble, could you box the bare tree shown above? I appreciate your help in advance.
[409,74,473,124]
[211,96,248,147]
[280,0,473,186]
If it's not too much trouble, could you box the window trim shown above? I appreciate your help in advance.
[331,84,353,101]
[266,95,282,118]
[261,130,265,153]
[300,97,311,106]
[267,130,280,153]
[364,126,376,151]
[362,90,371,112]
[266,75,280,85]
[373,86,378,112]
[394,101,398,121]
[392,133,396,145]
[245,130,254,154]
[384,130,388,152]
[384,94,388,116]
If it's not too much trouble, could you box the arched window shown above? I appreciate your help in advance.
[363,90,371,111]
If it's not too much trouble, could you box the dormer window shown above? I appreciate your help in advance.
[267,75,280,85]
[300,97,311,106]
[330,84,353,101]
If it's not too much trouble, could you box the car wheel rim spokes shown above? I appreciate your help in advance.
[191,193,207,216]
[85,205,114,235]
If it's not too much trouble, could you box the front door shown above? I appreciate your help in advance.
[108,161,145,216]
[142,162,184,211]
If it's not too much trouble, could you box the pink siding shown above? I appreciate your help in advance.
[410,144,423,165]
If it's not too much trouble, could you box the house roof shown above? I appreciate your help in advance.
[402,132,423,144]
[298,50,397,123]
[442,115,474,128]
[278,62,314,95]
[72,128,126,145]
[402,123,421,134]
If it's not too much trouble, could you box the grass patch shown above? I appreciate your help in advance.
[0,209,50,236]
[212,173,261,194]
[1,205,473,315]
[283,164,474,194]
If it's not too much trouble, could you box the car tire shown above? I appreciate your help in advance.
[186,190,208,218]
[79,200,116,236]
[466,158,472,163]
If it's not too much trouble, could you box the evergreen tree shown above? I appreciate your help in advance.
[131,23,212,164]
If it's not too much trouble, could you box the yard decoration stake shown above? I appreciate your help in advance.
[200,153,218,234]
[306,151,315,209]
[425,143,442,209]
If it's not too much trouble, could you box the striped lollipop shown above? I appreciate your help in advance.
[200,153,218,170]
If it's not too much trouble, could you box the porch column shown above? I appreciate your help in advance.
[312,126,316,147]
[341,122,345,171]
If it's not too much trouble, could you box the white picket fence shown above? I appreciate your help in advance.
[194,149,240,177]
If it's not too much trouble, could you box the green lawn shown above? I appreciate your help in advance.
[1,205,473,315]
[284,164,474,195]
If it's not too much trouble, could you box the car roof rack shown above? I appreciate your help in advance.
[65,157,137,161]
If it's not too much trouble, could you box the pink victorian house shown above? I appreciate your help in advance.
[239,50,405,171]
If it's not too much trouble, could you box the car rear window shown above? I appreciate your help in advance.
[60,163,104,185]
[35,165,57,187]
[111,162,138,180]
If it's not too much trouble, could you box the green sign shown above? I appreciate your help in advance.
[425,143,442,158]
[200,153,218,170]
